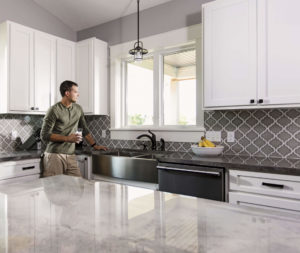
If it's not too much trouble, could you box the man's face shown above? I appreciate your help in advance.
[66,85,79,103]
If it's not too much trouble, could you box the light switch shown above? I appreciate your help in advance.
[227,131,235,142]
[11,130,18,141]
[102,130,106,138]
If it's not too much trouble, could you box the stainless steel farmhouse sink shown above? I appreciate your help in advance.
[92,150,162,183]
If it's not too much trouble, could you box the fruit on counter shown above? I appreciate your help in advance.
[198,136,216,147]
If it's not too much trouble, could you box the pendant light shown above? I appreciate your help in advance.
[129,0,148,61]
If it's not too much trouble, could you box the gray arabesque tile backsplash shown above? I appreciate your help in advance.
[1,108,300,159]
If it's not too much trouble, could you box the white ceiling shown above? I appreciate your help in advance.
[33,0,174,31]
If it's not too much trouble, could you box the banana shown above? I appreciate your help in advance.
[204,138,216,147]
[198,141,205,147]
[201,136,216,147]
[202,140,210,147]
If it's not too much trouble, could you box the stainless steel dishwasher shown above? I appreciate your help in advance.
[158,162,225,201]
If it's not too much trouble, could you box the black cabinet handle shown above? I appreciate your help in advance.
[35,107,39,110]
[258,99,264,104]
[22,166,35,170]
[262,182,284,189]
[30,107,34,110]
[250,99,255,104]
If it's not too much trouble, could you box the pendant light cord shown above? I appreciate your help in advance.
[137,0,140,44]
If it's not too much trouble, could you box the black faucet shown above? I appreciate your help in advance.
[160,138,165,151]
[137,130,156,150]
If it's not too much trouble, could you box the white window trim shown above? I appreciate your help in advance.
[110,24,205,142]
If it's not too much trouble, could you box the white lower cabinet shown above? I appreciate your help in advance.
[0,158,41,184]
[229,170,300,214]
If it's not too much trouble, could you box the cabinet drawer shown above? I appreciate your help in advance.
[229,192,300,214]
[0,159,41,180]
[0,174,40,185]
[230,170,300,200]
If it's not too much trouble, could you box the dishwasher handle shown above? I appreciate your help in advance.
[157,166,221,176]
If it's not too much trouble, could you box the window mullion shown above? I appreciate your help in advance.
[159,54,164,126]
[122,61,127,127]
[153,53,160,127]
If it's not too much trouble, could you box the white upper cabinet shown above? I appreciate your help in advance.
[257,0,300,106]
[0,21,108,115]
[34,31,56,112]
[8,23,34,112]
[0,22,56,113]
[76,38,108,115]
[56,38,76,102]
[203,0,300,109]
[203,0,257,107]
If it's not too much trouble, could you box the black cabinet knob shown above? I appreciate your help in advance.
[30,107,34,110]
[35,107,39,110]
[258,99,264,104]
[250,99,255,104]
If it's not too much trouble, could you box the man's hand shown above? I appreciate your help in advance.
[93,145,108,151]
[66,133,82,143]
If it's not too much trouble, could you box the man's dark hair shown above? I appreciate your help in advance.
[60,80,78,97]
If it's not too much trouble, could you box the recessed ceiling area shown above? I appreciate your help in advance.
[33,0,174,31]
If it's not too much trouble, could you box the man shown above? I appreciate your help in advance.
[41,80,107,177]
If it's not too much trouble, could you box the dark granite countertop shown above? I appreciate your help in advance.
[0,149,91,162]
[0,150,43,162]
[1,149,300,176]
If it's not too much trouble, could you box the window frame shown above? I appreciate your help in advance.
[121,44,199,129]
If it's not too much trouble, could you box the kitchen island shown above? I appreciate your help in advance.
[0,175,300,253]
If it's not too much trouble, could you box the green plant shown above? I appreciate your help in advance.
[129,114,146,125]
[178,116,188,125]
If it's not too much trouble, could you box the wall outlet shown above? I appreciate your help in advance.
[206,131,221,142]
[227,131,235,142]
[11,130,18,141]
[102,130,106,138]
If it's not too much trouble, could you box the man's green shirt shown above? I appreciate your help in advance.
[41,102,90,155]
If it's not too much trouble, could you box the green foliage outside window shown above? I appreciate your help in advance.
[128,114,146,125]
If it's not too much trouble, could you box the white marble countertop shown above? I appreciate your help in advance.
[0,175,300,253]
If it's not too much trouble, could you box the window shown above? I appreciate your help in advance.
[163,49,196,125]
[125,58,154,126]
[122,45,199,129]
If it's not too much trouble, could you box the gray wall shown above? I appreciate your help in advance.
[78,0,212,45]
[0,0,76,41]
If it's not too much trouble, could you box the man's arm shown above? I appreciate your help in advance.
[84,133,107,150]
[78,107,108,150]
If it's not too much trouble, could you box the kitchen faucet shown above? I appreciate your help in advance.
[137,130,156,150]
[160,138,165,151]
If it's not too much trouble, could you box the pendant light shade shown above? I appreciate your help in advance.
[129,0,148,61]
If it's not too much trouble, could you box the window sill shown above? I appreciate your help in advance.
[110,127,205,142]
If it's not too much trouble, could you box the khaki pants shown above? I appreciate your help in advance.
[43,152,81,177]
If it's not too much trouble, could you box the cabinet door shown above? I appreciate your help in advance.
[56,38,76,103]
[203,0,257,107]
[76,39,94,113]
[9,23,34,112]
[257,0,300,105]
[34,31,56,112]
